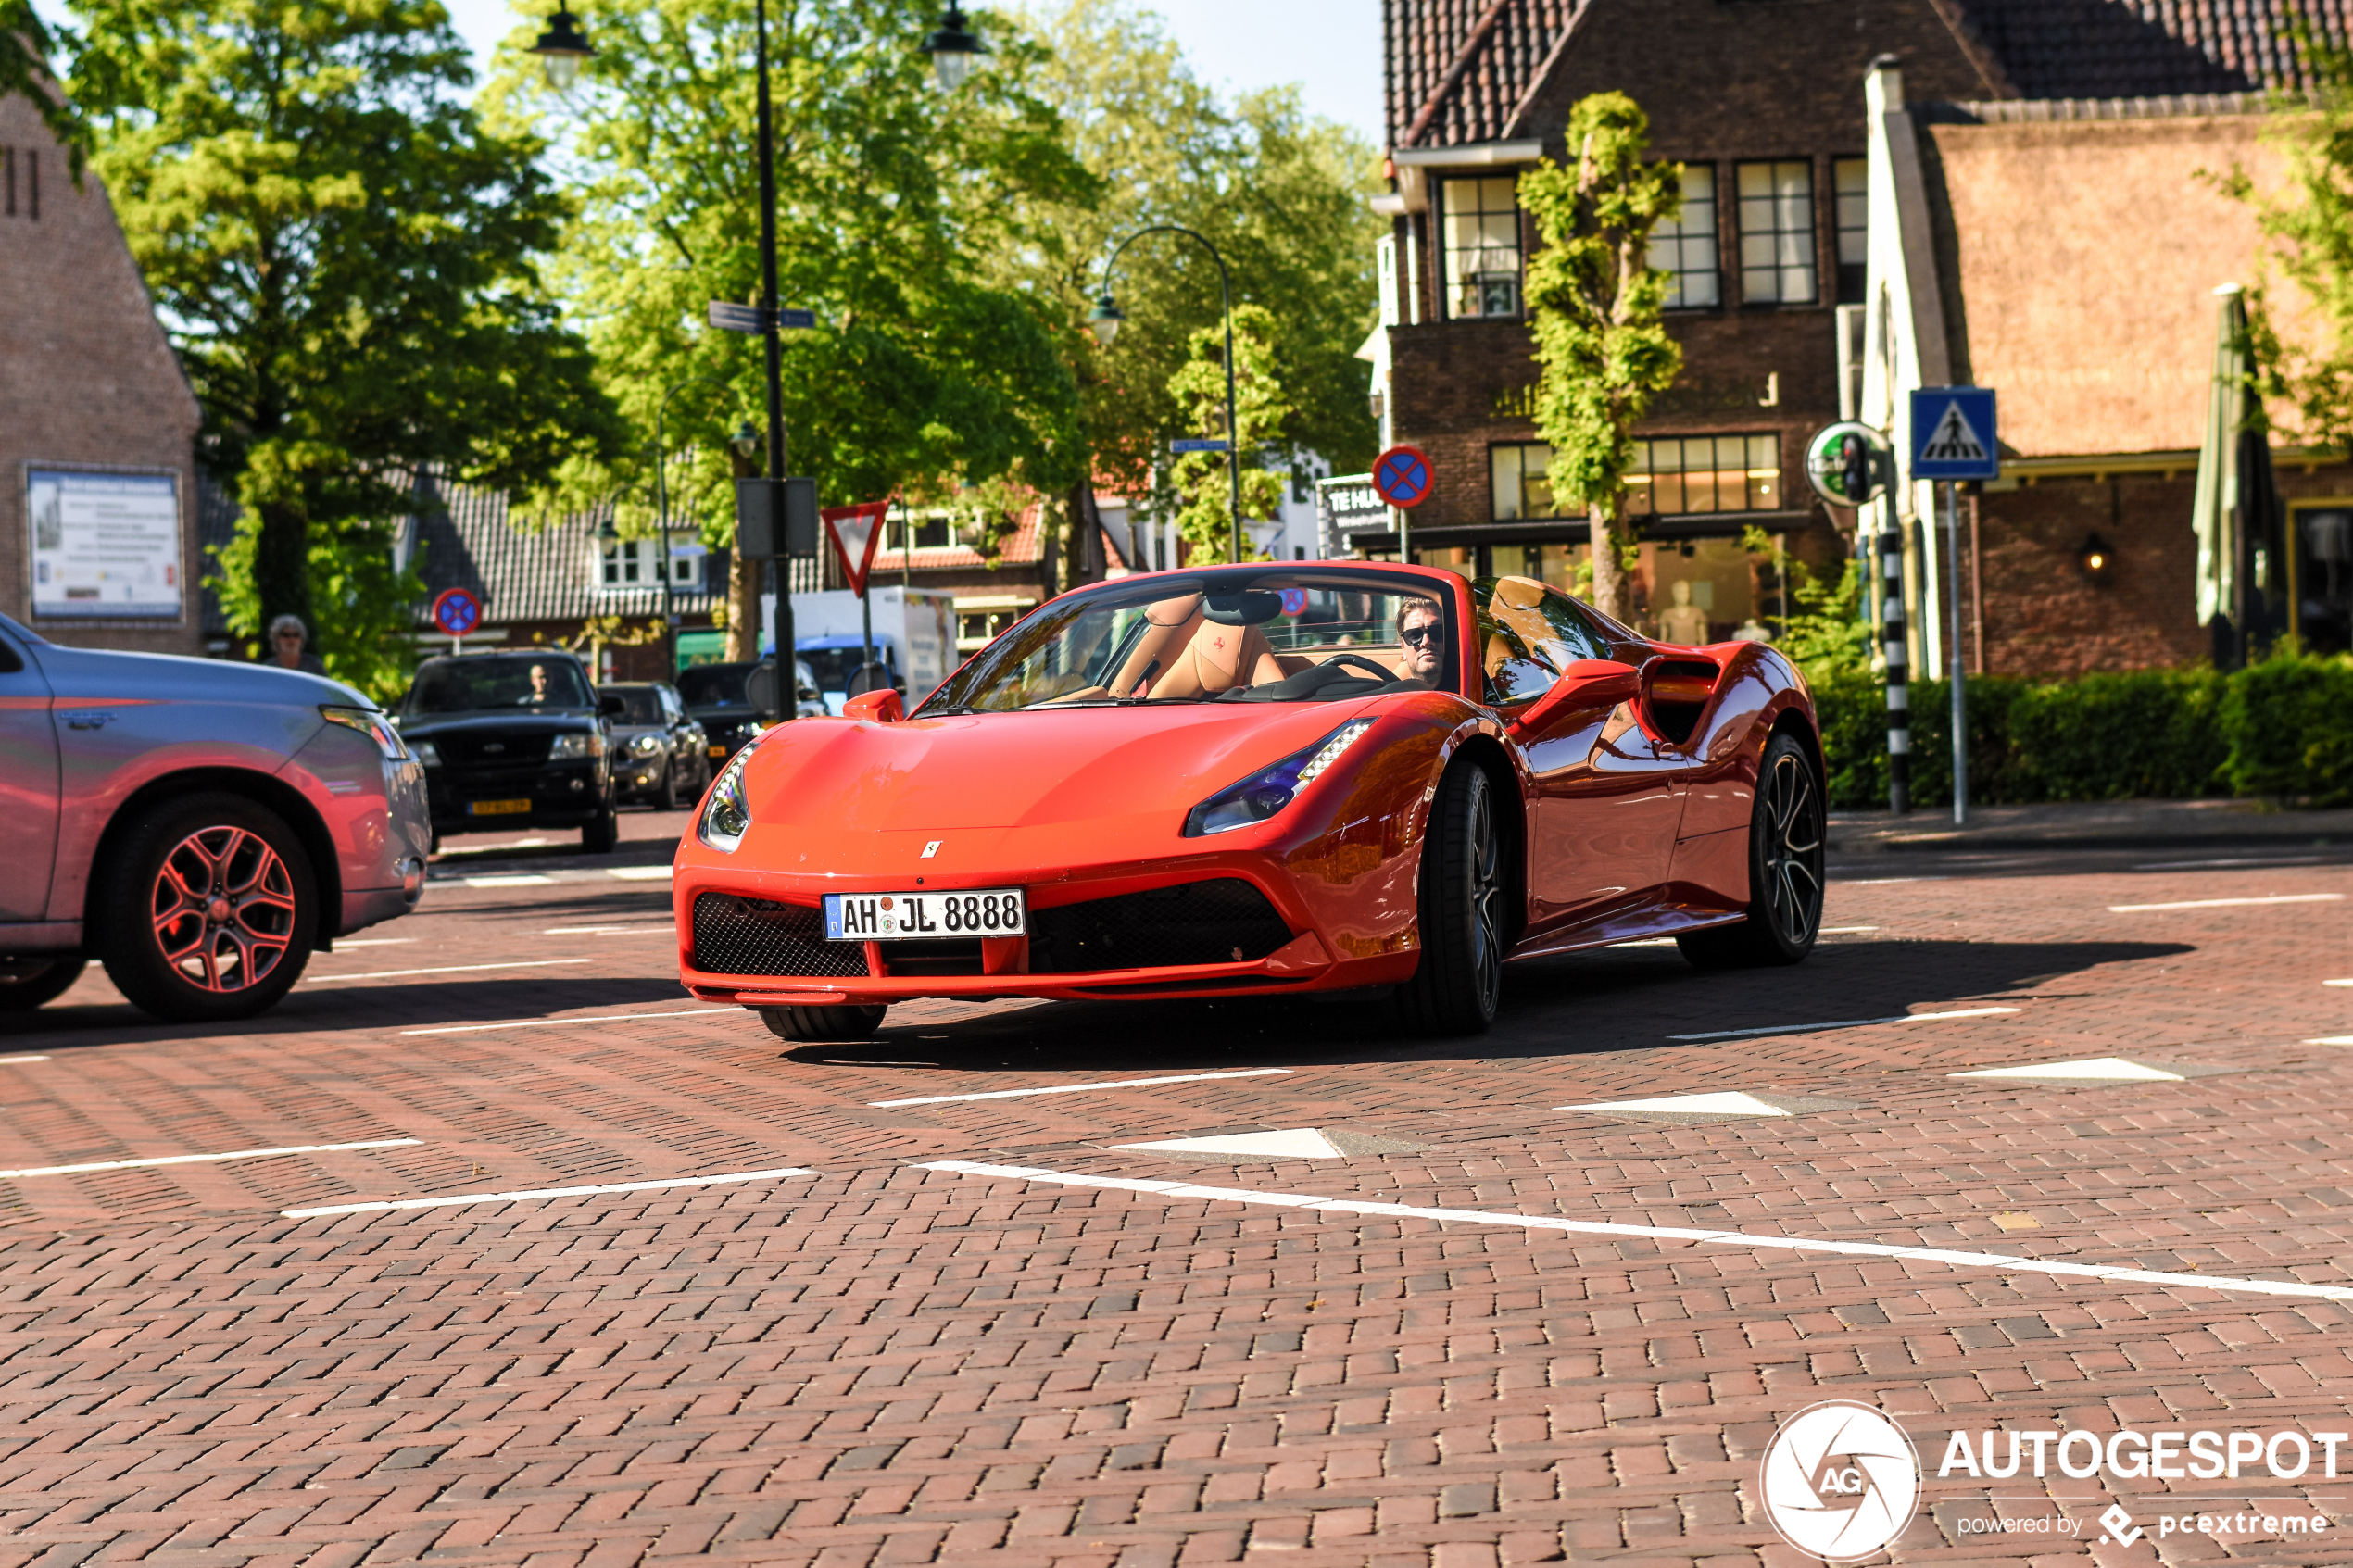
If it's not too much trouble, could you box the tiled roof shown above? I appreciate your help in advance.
[405,471,718,628]
[1949,0,2351,97]
[1384,0,2350,153]
[1385,0,1582,150]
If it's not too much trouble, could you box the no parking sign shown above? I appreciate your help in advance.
[431,586,482,639]
[1372,445,1434,509]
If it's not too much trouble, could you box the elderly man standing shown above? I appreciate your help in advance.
[268,614,326,675]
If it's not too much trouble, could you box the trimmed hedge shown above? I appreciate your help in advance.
[1810,652,2349,810]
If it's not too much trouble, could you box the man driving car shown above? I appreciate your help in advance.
[1396,597,1445,687]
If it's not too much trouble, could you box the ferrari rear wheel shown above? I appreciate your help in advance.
[1677,730,1825,970]
[761,1004,888,1043]
[1396,761,1504,1036]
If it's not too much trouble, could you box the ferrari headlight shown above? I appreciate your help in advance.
[549,731,603,760]
[1183,720,1375,837]
[631,732,665,756]
[699,742,755,852]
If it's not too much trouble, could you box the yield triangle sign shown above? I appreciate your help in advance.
[822,500,890,596]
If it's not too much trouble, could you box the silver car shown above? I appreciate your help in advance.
[0,612,429,1021]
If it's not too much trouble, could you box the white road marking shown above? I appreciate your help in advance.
[0,1138,421,1181]
[0,1056,49,1064]
[1668,1007,2019,1041]
[463,874,556,887]
[307,959,589,984]
[1952,1057,2185,1083]
[543,925,672,936]
[918,1160,2353,1303]
[2135,855,2325,871]
[1834,876,1948,885]
[1113,1128,1340,1159]
[1564,1091,1792,1118]
[2109,894,2347,912]
[606,867,674,881]
[333,938,416,947]
[2324,979,2352,987]
[283,1166,818,1217]
[400,1008,737,1037]
[2310,1036,2353,1047]
[869,1067,1290,1108]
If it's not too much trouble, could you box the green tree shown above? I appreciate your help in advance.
[486,0,1094,651]
[71,0,618,696]
[1519,93,1683,623]
[1002,0,1382,578]
[1165,302,1290,561]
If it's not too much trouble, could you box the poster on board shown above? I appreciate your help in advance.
[27,468,182,619]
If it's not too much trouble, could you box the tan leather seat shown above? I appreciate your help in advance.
[1151,621,1284,698]
[1105,595,1205,697]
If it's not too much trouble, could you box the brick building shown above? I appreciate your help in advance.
[0,91,202,656]
[1372,0,2353,669]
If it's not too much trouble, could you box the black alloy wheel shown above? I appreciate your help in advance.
[0,957,86,1011]
[1678,730,1825,969]
[761,1004,888,1043]
[656,748,680,811]
[97,793,317,1022]
[582,790,620,853]
[1396,760,1505,1035]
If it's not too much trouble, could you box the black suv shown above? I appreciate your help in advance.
[396,652,621,851]
[677,659,822,766]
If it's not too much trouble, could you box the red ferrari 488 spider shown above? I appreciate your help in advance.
[672,562,1825,1040]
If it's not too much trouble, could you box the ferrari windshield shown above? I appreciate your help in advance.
[917,568,1458,713]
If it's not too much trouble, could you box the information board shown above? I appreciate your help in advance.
[27,469,182,619]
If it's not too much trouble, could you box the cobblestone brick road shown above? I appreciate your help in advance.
[0,814,2349,1566]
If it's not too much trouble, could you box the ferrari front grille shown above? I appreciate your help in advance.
[691,894,869,978]
[1028,878,1291,974]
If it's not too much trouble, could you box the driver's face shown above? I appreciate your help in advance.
[1399,606,1444,683]
[529,664,548,696]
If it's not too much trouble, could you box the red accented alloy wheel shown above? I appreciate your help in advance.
[149,824,299,993]
[99,793,317,1022]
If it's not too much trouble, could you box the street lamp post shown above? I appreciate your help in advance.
[535,2,986,709]
[1090,227,1245,566]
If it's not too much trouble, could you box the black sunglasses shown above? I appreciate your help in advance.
[1400,623,1443,647]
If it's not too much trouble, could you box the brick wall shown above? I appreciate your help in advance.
[0,94,201,656]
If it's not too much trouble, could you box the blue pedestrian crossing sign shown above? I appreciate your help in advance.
[1910,386,1999,480]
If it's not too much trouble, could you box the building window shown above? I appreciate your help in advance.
[1834,157,1868,305]
[1627,433,1782,516]
[598,536,700,589]
[1650,164,1718,309]
[1442,176,1522,319]
[1737,160,1816,306]
[1491,443,1576,521]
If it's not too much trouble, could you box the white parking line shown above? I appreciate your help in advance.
[283,1166,818,1217]
[917,1160,2353,1303]
[306,960,589,984]
[606,867,673,881]
[869,1068,1291,1108]
[463,874,556,888]
[2311,1036,2353,1047]
[1668,1006,2019,1041]
[2109,894,2347,912]
[543,925,672,935]
[0,1138,421,1181]
[399,1008,737,1036]
[2325,979,2352,988]
[0,1056,48,1064]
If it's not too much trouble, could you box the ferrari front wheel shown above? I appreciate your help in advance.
[1677,730,1825,969]
[760,1004,888,1043]
[1397,761,1504,1036]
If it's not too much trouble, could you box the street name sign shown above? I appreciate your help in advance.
[706,302,819,334]
[1170,438,1230,454]
[1910,387,1999,481]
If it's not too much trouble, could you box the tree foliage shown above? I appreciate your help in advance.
[484,0,1096,555]
[1519,92,1682,622]
[1165,303,1290,562]
[2235,25,2353,452]
[71,0,618,696]
[1002,0,1381,573]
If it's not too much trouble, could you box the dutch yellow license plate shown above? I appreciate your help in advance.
[468,798,532,817]
[707,744,726,758]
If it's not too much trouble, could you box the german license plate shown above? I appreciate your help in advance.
[824,888,1026,941]
[468,798,532,816]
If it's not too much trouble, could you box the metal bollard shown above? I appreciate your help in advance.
[1881,528,1910,814]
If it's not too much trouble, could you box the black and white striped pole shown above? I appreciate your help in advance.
[1881,499,1910,815]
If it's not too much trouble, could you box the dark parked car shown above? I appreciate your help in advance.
[395,652,620,852]
[677,659,822,766]
[602,682,708,809]
[0,612,428,1021]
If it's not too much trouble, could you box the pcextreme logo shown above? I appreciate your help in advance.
[1761,1401,1922,1562]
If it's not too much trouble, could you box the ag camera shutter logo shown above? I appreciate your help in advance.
[1762,1401,1921,1561]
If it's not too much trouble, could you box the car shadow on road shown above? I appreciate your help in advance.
[782,937,2197,1076]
